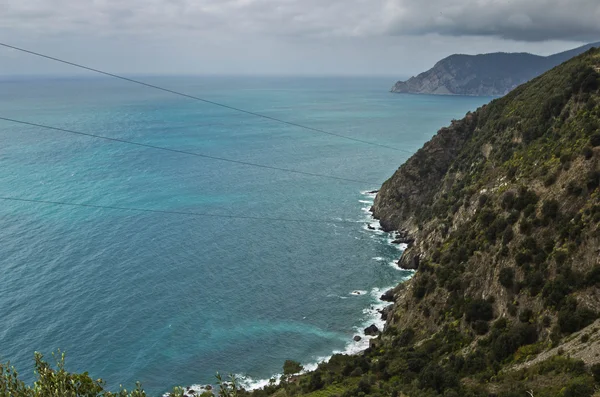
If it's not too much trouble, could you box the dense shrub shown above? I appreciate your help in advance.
[525,271,545,296]
[0,352,159,397]
[501,192,516,210]
[587,171,600,191]
[499,268,515,289]
[562,378,595,397]
[591,133,600,147]
[472,320,490,335]
[465,299,494,323]
[514,187,539,211]
[542,276,573,308]
[591,363,600,383]
[491,324,538,362]
[558,299,598,334]
[283,360,303,376]
[478,208,497,225]
[541,199,560,219]
[418,364,459,394]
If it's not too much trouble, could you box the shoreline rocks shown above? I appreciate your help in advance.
[380,289,395,302]
[364,324,380,336]
[378,305,393,321]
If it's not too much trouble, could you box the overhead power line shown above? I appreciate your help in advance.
[0,196,362,225]
[0,42,411,153]
[0,116,377,184]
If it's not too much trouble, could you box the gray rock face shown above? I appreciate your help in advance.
[372,113,479,233]
[364,324,380,336]
[391,42,600,96]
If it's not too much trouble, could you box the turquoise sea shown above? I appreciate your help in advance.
[0,75,491,395]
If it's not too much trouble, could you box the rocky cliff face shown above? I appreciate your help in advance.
[391,42,600,96]
[253,49,600,397]
[377,48,600,350]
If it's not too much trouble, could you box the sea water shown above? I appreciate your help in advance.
[0,75,491,395]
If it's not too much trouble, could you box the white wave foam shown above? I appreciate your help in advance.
[236,373,282,391]
[360,190,378,197]
[172,190,411,395]
[362,222,384,234]
[162,384,211,397]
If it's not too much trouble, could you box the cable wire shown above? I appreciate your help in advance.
[0,116,378,184]
[0,42,411,153]
[0,196,363,225]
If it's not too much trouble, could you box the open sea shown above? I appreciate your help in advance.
[0,75,491,395]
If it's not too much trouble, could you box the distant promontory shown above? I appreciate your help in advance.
[391,41,600,96]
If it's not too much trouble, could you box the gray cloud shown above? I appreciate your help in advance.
[1,0,598,42]
[0,0,595,76]
[0,0,388,38]
[383,0,600,42]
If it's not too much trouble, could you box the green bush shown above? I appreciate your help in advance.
[501,191,516,210]
[562,378,595,397]
[472,320,490,335]
[283,360,304,376]
[591,363,600,383]
[0,352,155,397]
[499,268,515,289]
[465,299,494,323]
[417,364,459,394]
[491,323,538,362]
[587,171,600,191]
[541,199,560,219]
[558,299,598,334]
[542,276,573,308]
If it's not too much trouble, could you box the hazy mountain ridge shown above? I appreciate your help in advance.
[391,42,600,96]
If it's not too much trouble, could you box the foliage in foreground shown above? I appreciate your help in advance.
[0,352,241,397]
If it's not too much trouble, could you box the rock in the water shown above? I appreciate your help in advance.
[380,289,395,302]
[368,190,379,194]
[367,224,376,230]
[353,335,362,342]
[364,324,380,336]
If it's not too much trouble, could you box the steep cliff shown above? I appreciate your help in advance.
[391,42,600,96]
[251,48,600,397]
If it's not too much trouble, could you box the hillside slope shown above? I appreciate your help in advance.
[250,49,600,397]
[391,42,600,96]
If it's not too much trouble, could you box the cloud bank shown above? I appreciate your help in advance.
[383,0,600,42]
[1,0,598,42]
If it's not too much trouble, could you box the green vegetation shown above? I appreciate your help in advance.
[283,361,304,376]
[0,353,244,397]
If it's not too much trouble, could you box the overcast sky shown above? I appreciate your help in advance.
[0,0,599,76]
